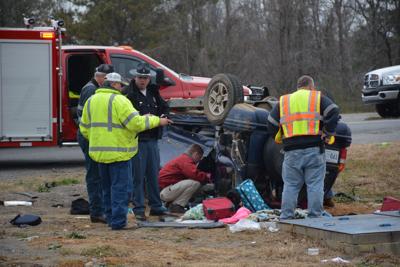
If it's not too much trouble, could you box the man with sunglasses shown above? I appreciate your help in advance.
[125,62,170,221]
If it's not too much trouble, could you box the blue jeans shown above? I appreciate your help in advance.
[132,140,163,214]
[77,131,103,217]
[280,147,326,219]
[99,160,131,230]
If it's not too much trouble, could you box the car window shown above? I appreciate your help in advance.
[110,55,157,83]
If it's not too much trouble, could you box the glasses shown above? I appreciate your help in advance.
[137,76,150,79]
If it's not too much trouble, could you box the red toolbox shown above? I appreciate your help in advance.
[203,197,235,221]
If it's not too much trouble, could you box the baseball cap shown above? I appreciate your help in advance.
[105,72,124,83]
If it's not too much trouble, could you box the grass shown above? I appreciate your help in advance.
[37,178,81,192]
[335,141,400,202]
[66,232,86,239]
[81,245,119,257]
[0,176,84,194]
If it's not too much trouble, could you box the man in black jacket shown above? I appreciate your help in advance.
[125,62,170,221]
[77,64,114,223]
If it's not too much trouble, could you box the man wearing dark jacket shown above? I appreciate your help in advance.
[77,64,114,223]
[267,75,339,219]
[125,62,170,221]
[158,144,211,213]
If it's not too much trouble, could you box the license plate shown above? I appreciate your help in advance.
[325,149,339,164]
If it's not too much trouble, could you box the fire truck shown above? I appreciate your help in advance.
[1,21,266,149]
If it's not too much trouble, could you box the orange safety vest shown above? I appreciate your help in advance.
[275,89,321,142]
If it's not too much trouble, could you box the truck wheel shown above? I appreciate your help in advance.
[375,103,398,118]
[204,74,244,125]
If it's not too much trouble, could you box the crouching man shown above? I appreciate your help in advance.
[158,144,212,213]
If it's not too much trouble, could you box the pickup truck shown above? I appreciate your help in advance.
[362,65,400,118]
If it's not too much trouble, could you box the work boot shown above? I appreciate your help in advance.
[90,215,107,224]
[169,204,186,214]
[111,222,137,230]
[323,198,335,208]
[135,213,147,221]
[149,206,169,216]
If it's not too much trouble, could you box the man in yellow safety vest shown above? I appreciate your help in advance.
[80,72,172,230]
[267,75,339,219]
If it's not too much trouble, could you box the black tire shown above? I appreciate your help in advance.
[204,73,244,125]
[375,102,400,118]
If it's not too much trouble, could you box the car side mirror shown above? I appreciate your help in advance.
[155,68,175,86]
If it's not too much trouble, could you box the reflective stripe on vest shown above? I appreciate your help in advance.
[89,146,138,153]
[279,90,321,139]
[80,95,140,131]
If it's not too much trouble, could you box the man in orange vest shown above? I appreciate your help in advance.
[267,75,339,219]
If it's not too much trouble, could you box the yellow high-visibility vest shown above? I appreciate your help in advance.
[275,89,321,142]
[79,88,160,163]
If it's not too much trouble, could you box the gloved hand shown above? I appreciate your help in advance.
[322,133,335,144]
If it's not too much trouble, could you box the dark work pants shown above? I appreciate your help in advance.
[77,131,103,217]
[132,140,163,214]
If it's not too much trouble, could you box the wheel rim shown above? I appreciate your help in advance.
[208,82,229,116]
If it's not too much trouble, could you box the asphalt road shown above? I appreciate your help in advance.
[0,112,399,168]
[340,112,400,145]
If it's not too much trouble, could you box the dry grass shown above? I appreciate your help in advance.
[0,168,84,193]
[335,141,400,202]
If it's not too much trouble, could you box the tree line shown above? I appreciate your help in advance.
[1,0,399,111]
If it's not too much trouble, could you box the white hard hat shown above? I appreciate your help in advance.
[105,72,123,83]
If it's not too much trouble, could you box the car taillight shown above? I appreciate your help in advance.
[338,147,347,172]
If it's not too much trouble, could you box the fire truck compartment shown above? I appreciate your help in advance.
[0,40,53,141]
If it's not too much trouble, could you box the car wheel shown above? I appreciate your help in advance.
[204,73,244,125]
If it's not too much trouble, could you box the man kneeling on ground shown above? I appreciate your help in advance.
[158,144,212,213]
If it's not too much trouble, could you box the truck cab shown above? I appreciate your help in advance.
[362,65,400,118]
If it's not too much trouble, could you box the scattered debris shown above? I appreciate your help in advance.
[70,198,90,215]
[1,201,32,206]
[229,219,261,233]
[307,248,319,255]
[19,235,39,241]
[267,222,280,233]
[10,214,42,227]
[321,257,350,263]
[380,196,400,212]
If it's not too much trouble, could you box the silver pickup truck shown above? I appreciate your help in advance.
[362,65,400,118]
